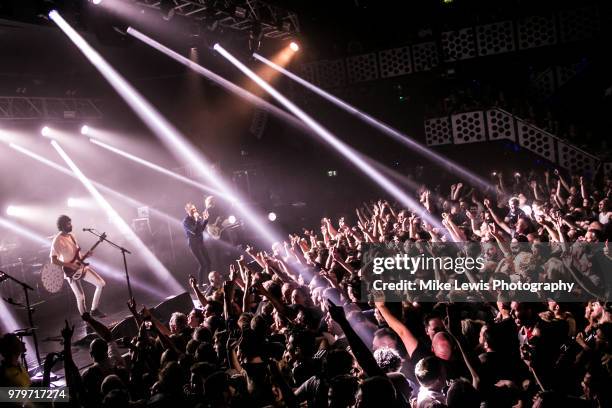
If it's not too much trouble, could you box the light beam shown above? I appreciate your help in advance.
[215,44,442,229]
[253,53,493,191]
[50,139,183,293]
[48,11,280,245]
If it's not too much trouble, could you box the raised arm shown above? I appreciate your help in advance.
[189,275,208,308]
[326,300,385,377]
[484,199,512,235]
[373,295,418,356]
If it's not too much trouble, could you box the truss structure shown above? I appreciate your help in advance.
[0,96,103,121]
[130,0,299,39]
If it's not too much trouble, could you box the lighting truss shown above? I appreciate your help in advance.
[0,96,103,121]
[129,0,299,39]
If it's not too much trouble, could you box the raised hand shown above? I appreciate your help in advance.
[483,198,491,208]
[466,210,475,220]
[127,297,138,315]
[326,299,346,322]
[229,265,238,282]
[61,320,74,343]
[189,275,198,289]
[371,289,386,308]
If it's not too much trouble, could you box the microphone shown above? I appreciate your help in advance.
[83,228,95,232]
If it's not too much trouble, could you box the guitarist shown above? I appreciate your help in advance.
[50,215,106,317]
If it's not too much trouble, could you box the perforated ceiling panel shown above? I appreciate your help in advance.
[518,15,557,50]
[425,117,452,146]
[379,46,412,78]
[557,141,598,175]
[532,68,556,99]
[451,111,486,144]
[486,109,516,141]
[517,119,556,162]
[441,27,477,61]
[299,63,319,86]
[476,21,515,56]
[559,7,600,43]
[317,59,346,88]
[555,61,583,88]
[412,42,439,72]
[346,53,379,83]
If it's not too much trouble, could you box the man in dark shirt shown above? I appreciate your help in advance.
[183,202,210,284]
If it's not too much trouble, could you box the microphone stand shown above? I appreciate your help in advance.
[84,230,134,301]
[0,270,41,370]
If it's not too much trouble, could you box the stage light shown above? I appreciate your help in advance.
[80,125,90,135]
[50,139,184,294]
[6,206,24,217]
[268,212,277,222]
[67,197,92,208]
[41,126,51,137]
[48,11,282,246]
[126,27,311,137]
[289,42,299,52]
[215,44,443,229]
[252,53,493,191]
[92,0,103,5]
[228,215,237,224]
[159,0,175,21]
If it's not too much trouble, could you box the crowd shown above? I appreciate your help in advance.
[1,167,612,408]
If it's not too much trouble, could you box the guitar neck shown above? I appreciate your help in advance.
[83,238,105,259]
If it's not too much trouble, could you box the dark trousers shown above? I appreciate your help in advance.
[188,239,211,284]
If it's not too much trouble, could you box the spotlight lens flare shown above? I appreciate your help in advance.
[93,0,103,4]
[81,125,90,135]
[41,126,51,137]
[228,215,237,224]
[268,212,277,222]
[6,206,20,217]
[289,42,299,52]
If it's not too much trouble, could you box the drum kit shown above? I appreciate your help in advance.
[0,237,64,298]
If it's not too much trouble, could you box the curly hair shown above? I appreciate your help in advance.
[374,347,402,373]
[56,214,71,231]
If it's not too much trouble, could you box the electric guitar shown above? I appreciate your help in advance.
[62,233,106,280]
[206,217,242,240]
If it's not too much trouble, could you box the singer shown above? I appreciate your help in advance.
[182,202,211,285]
[50,215,106,317]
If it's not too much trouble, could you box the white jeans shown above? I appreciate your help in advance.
[67,267,106,315]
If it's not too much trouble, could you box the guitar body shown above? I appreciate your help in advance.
[62,232,106,280]
[62,255,89,280]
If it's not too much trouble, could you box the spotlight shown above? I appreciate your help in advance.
[81,125,90,135]
[228,215,237,224]
[6,206,18,216]
[268,212,277,222]
[289,42,299,52]
[159,0,175,21]
[41,126,51,137]
[92,0,103,5]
